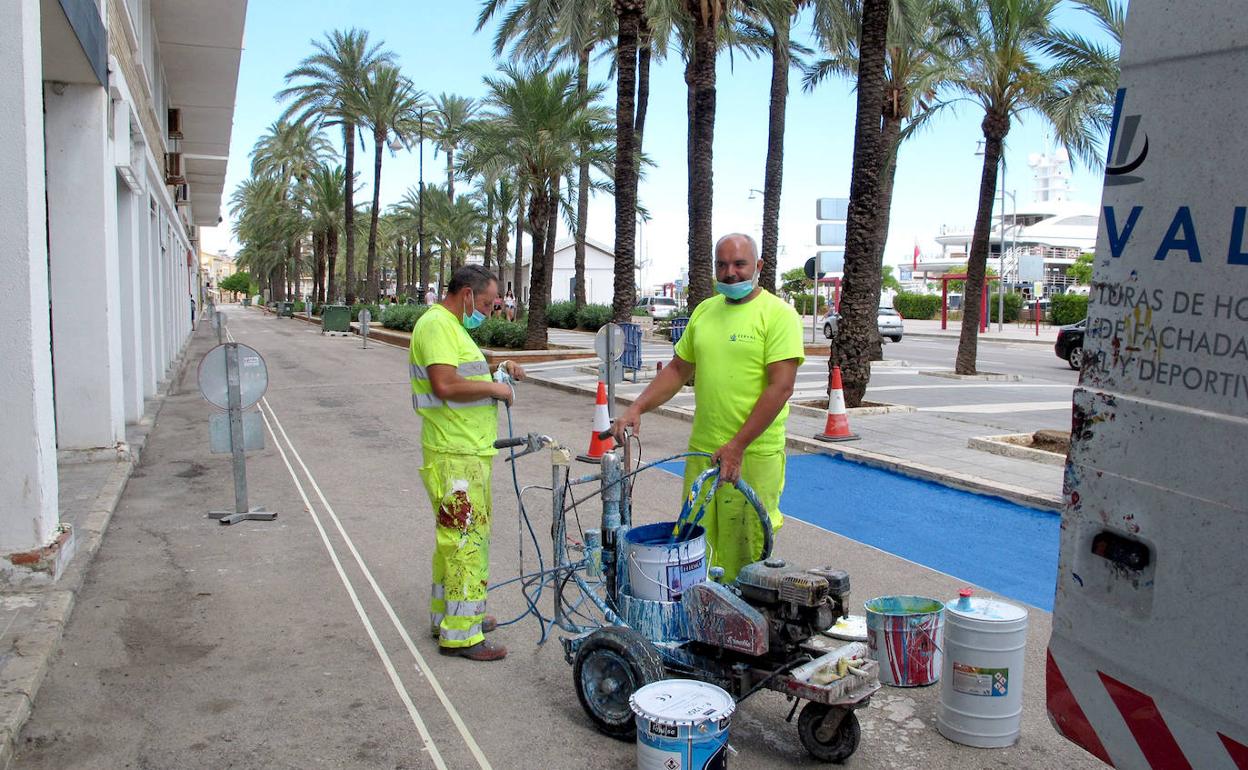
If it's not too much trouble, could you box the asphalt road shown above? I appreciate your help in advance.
[13,307,1101,770]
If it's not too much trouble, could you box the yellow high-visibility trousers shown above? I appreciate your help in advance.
[421,451,493,648]
[681,452,786,584]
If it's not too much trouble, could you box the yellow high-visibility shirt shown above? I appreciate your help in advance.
[409,304,498,456]
[675,291,805,455]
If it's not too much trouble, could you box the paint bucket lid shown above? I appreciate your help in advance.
[825,614,868,642]
[630,680,735,727]
[945,595,1028,622]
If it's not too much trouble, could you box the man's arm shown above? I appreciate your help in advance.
[428,365,513,405]
[711,358,798,483]
[610,355,694,440]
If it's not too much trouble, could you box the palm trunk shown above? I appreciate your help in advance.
[760,10,791,292]
[524,190,551,348]
[575,45,592,311]
[513,187,526,309]
[873,113,903,272]
[635,26,652,150]
[483,195,495,283]
[686,0,718,310]
[830,0,889,407]
[366,127,384,302]
[446,151,455,206]
[314,231,325,304]
[343,122,357,305]
[327,227,339,303]
[395,235,405,297]
[957,116,1008,374]
[612,1,643,323]
[495,200,509,285]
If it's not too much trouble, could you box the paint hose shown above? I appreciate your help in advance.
[671,466,774,561]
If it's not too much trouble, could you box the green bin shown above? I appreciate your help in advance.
[321,305,351,332]
[242,297,252,307]
[278,301,294,317]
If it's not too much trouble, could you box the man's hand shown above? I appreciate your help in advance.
[711,441,745,485]
[503,361,526,381]
[493,382,515,406]
[610,407,642,443]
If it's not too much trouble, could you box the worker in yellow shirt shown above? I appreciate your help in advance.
[410,265,524,661]
[611,234,803,582]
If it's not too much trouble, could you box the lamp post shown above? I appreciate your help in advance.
[417,107,426,298]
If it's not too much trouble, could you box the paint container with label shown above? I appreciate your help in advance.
[864,595,945,686]
[630,679,734,770]
[624,523,707,602]
[937,589,1029,748]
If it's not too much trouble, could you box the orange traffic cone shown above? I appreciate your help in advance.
[577,381,616,463]
[815,366,859,442]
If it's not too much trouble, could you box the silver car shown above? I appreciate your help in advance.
[822,307,905,342]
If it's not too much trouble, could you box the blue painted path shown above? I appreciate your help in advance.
[658,454,1060,610]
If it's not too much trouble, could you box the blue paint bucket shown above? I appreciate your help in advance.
[864,595,945,687]
[624,523,707,602]
[630,679,734,770]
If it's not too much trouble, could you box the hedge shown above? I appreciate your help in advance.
[987,292,1023,323]
[469,318,527,349]
[546,300,578,329]
[793,293,828,315]
[381,304,428,331]
[893,292,941,320]
[575,303,613,330]
[1050,293,1089,325]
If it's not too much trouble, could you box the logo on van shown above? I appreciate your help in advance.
[1105,88,1149,185]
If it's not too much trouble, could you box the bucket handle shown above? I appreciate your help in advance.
[626,550,679,597]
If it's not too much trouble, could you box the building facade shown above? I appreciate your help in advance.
[0,0,245,573]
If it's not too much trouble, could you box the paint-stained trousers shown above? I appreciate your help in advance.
[421,451,492,648]
[682,452,786,584]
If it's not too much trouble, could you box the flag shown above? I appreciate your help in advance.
[913,243,920,271]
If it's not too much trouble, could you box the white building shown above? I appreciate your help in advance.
[1,0,244,577]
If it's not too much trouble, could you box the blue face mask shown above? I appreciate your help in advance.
[716,277,755,300]
[462,291,487,329]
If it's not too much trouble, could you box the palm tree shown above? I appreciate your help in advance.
[231,176,306,301]
[396,185,434,294]
[350,64,424,302]
[1042,0,1124,155]
[613,0,647,321]
[491,176,520,285]
[278,29,395,305]
[430,94,478,207]
[307,163,346,303]
[469,65,614,347]
[937,0,1103,374]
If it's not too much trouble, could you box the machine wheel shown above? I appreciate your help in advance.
[889,335,902,343]
[1067,344,1082,370]
[798,703,861,763]
[573,626,665,740]
[824,323,834,339]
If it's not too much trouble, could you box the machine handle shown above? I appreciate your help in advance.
[494,437,528,449]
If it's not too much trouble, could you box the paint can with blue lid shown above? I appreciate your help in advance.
[937,588,1029,748]
[630,679,735,770]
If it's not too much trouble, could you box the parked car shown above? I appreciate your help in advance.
[638,295,679,319]
[821,307,905,342]
[1055,318,1086,370]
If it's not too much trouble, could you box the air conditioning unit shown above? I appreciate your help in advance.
[167,107,183,140]
[165,151,185,185]
[174,182,190,205]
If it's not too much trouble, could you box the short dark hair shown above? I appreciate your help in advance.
[448,264,496,295]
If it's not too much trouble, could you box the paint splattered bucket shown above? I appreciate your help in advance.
[630,679,734,770]
[624,523,707,602]
[864,595,945,687]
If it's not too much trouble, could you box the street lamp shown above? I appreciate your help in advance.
[417,107,426,298]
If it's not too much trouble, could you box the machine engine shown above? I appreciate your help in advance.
[734,558,850,653]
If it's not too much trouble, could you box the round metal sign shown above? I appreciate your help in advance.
[197,343,269,411]
[594,322,625,362]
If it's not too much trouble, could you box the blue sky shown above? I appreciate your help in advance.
[200,0,1118,287]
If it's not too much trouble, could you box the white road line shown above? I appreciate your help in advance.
[918,401,1073,413]
[262,398,493,770]
[868,383,1073,392]
[254,405,448,770]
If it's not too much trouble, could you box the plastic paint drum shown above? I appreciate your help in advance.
[864,595,945,687]
[630,679,735,770]
[624,523,707,602]
[937,593,1029,748]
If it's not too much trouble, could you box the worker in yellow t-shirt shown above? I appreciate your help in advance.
[410,265,524,661]
[611,234,804,582]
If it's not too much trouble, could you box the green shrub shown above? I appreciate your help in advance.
[793,293,828,315]
[219,272,253,294]
[575,303,613,330]
[292,301,306,313]
[1050,293,1089,325]
[382,304,428,332]
[469,317,527,349]
[632,306,649,317]
[987,292,1023,323]
[349,302,381,323]
[546,300,578,329]
[893,292,941,320]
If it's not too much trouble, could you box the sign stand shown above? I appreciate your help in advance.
[359,308,371,349]
[199,342,276,525]
[595,323,624,420]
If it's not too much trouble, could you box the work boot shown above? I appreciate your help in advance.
[439,639,507,661]
[430,615,497,639]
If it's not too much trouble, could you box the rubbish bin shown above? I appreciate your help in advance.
[620,322,642,375]
[669,317,689,345]
[242,296,252,307]
[321,305,351,332]
[278,301,294,317]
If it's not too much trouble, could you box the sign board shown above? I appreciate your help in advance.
[816,197,849,221]
[803,257,824,281]
[210,412,265,453]
[1017,253,1046,283]
[816,223,847,247]
[1032,281,1045,297]
[817,250,844,274]
[900,269,913,282]
[197,343,268,411]
[594,322,624,362]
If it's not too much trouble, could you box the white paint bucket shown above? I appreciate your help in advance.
[624,523,707,602]
[864,595,944,687]
[630,679,734,770]
[937,590,1029,748]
